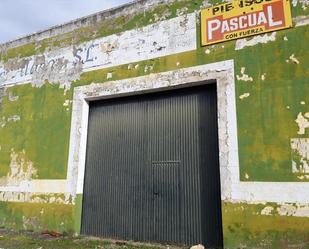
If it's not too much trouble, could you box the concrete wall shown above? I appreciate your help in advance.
[0,0,308,247]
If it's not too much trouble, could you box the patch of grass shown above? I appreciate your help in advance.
[0,231,165,249]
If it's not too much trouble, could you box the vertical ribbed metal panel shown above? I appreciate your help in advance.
[81,98,147,240]
[198,85,223,248]
[81,84,223,248]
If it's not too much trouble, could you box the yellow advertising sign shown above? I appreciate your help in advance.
[201,0,292,46]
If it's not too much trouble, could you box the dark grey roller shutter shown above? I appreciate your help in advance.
[81,83,223,248]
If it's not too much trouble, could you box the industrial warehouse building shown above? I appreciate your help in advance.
[0,0,308,248]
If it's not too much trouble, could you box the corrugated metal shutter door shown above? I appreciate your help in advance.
[81,84,223,248]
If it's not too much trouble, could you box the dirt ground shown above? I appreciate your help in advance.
[0,230,178,249]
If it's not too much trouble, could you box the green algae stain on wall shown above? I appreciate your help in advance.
[0,201,74,232]
[0,84,72,179]
[0,0,307,184]
[0,0,205,61]
[0,1,307,246]
[73,194,83,234]
[0,43,36,63]
[73,22,309,182]
[235,25,309,182]
[0,20,307,185]
[222,202,309,248]
[0,0,307,62]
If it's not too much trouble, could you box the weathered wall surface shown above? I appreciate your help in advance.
[0,0,308,247]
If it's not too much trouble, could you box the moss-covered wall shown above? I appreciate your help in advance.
[222,202,309,248]
[0,84,71,179]
[0,202,74,233]
[0,0,308,248]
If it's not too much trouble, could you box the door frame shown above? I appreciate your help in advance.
[67,60,238,232]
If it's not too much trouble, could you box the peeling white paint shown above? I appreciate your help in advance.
[100,40,119,54]
[293,204,309,217]
[261,73,266,81]
[7,115,20,122]
[0,179,68,199]
[0,148,73,204]
[63,100,72,107]
[297,175,309,180]
[239,93,250,100]
[200,0,212,8]
[295,112,309,134]
[235,32,277,50]
[0,191,69,204]
[229,200,309,218]
[291,138,309,177]
[292,0,309,10]
[276,203,309,217]
[295,15,309,27]
[153,9,171,22]
[144,65,154,73]
[0,150,37,187]
[106,72,113,80]
[176,7,188,16]
[288,54,300,64]
[277,204,297,216]
[0,14,197,90]
[8,92,19,101]
[0,117,6,128]
[236,67,253,82]
[261,206,274,215]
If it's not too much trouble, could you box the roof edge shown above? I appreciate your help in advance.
[0,0,172,50]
